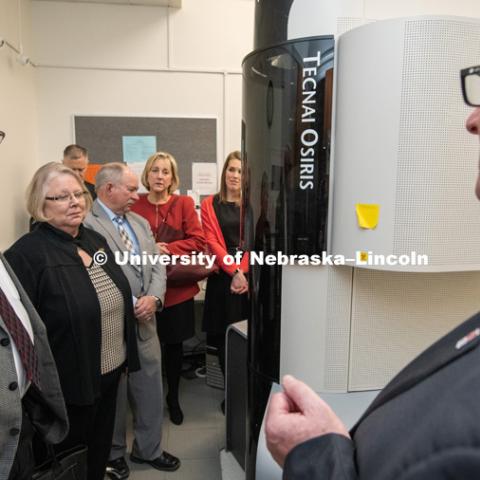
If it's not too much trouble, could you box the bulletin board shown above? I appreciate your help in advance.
[74,115,217,195]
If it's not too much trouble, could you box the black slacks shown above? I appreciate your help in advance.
[56,366,122,480]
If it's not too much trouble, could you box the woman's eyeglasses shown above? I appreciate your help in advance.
[45,191,88,203]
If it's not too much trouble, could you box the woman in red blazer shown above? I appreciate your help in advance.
[201,151,249,411]
[131,151,205,425]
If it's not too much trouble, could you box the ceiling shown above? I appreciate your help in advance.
[31,0,182,7]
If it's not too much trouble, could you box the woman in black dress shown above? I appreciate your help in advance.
[201,151,249,409]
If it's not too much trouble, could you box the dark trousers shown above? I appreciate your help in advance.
[157,298,195,406]
[163,342,184,406]
[8,405,34,480]
[208,333,226,378]
[56,366,122,480]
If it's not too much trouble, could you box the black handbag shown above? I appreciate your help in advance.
[32,445,87,480]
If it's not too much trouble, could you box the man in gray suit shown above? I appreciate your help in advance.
[0,252,69,479]
[84,163,180,478]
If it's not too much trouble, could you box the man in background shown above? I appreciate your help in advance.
[62,144,96,199]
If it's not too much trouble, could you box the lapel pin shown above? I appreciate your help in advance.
[455,328,480,350]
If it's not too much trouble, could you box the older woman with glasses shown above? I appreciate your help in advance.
[5,162,139,480]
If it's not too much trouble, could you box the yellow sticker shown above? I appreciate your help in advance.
[358,251,369,262]
[355,204,380,229]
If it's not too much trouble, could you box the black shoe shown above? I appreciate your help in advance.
[106,457,130,480]
[167,395,184,425]
[130,451,180,472]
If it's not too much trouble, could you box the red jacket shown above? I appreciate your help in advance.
[132,194,205,307]
[200,195,249,276]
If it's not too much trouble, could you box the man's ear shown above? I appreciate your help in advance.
[105,182,114,194]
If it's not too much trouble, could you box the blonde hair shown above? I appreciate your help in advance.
[141,152,180,194]
[219,150,241,204]
[27,162,92,222]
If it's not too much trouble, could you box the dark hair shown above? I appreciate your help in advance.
[63,144,88,159]
[219,150,241,204]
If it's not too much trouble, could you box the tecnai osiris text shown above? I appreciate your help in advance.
[299,51,322,191]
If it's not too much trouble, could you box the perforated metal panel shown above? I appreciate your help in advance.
[348,269,480,390]
[331,16,480,271]
[280,265,352,392]
[393,19,480,267]
[324,266,353,390]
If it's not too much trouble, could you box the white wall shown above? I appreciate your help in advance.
[30,0,255,172]
[0,0,39,247]
[288,0,480,38]
[0,0,254,246]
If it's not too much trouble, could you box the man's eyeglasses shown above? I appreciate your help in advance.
[45,191,88,203]
[461,65,480,106]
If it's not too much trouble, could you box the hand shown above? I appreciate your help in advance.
[157,242,171,255]
[265,375,350,468]
[230,270,248,294]
[134,295,157,323]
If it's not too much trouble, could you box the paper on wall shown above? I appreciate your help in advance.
[192,163,217,195]
[122,136,157,163]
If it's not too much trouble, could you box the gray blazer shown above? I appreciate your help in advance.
[0,253,68,479]
[84,200,167,340]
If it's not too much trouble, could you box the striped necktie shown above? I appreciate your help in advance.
[0,287,41,389]
[113,216,142,278]
[114,216,135,253]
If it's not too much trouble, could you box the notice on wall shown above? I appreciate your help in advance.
[122,136,157,193]
[128,162,148,194]
[122,136,156,163]
[192,162,217,195]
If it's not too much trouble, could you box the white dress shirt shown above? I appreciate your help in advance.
[0,259,34,397]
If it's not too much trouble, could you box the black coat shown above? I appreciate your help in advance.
[284,311,480,479]
[5,222,140,406]
[84,181,96,200]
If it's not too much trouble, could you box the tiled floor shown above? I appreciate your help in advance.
[124,376,226,480]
